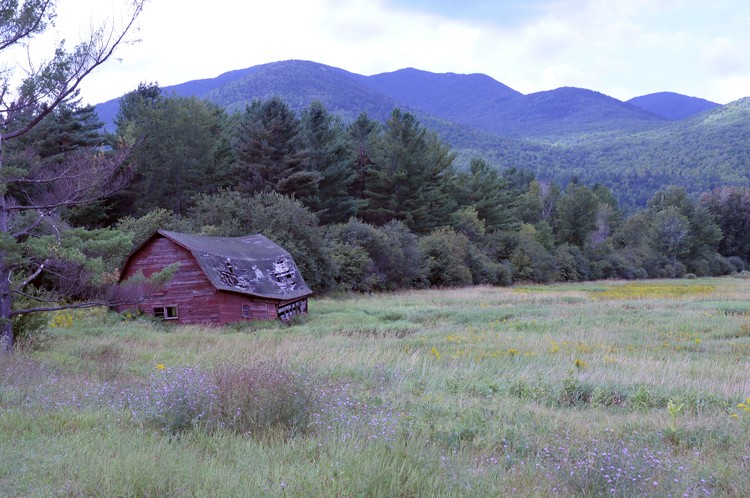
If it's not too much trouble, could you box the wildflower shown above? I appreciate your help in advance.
[155,363,166,370]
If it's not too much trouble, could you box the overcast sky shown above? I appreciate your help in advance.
[52,0,750,105]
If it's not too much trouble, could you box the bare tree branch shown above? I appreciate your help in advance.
[1,0,146,140]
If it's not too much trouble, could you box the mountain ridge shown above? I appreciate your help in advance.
[94,59,748,208]
[627,92,721,120]
[96,59,720,137]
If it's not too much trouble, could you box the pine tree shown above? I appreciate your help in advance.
[114,87,233,217]
[233,97,320,205]
[298,101,361,224]
[361,109,456,234]
[453,158,518,232]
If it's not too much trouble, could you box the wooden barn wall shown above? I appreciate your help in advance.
[118,237,222,324]
[218,293,278,322]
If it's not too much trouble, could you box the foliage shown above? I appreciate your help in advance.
[510,224,558,283]
[115,208,195,250]
[700,186,750,262]
[452,158,519,232]
[360,109,457,234]
[113,86,233,217]
[418,227,472,287]
[326,218,422,291]
[190,190,334,290]
[232,96,311,197]
[298,101,361,224]
[0,0,145,350]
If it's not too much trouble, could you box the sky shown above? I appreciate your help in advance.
[45,0,750,105]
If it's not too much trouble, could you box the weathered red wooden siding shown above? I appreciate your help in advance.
[218,293,277,322]
[118,235,309,325]
[118,237,223,324]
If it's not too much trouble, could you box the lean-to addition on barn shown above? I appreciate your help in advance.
[117,230,312,324]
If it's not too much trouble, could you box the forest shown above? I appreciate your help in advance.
[6,82,748,314]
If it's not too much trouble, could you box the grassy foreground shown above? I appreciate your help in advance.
[2,277,750,496]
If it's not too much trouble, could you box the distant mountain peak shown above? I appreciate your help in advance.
[627,92,720,120]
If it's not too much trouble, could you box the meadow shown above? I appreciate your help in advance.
[2,277,750,496]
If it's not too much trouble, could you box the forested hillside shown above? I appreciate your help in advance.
[29,86,734,300]
[94,60,748,209]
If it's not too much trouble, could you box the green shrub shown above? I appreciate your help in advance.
[211,363,312,436]
[419,227,473,287]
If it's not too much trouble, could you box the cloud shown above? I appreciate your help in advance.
[700,37,747,77]
[60,0,750,105]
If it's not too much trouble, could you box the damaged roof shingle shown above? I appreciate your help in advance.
[159,230,313,300]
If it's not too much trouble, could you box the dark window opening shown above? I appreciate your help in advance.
[277,300,307,321]
[154,306,178,320]
[241,304,251,318]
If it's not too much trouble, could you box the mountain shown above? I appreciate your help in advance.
[458,86,668,139]
[94,59,749,208]
[361,67,521,125]
[627,92,721,120]
[97,63,669,141]
[528,97,750,206]
[95,60,405,128]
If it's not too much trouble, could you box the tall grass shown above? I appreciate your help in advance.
[2,277,749,495]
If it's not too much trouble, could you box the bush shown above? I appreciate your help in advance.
[419,227,473,287]
[727,256,746,272]
[190,191,334,291]
[127,366,217,435]
[211,363,312,436]
[326,219,422,291]
[511,224,558,283]
[126,363,314,437]
[555,244,590,281]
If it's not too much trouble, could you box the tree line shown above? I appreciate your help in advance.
[94,85,750,291]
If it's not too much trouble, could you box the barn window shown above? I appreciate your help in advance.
[154,306,178,320]
[241,304,251,318]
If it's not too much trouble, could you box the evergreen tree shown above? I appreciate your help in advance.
[361,109,456,234]
[298,101,361,224]
[346,112,380,209]
[453,158,518,232]
[233,97,320,205]
[113,88,233,217]
[0,0,146,351]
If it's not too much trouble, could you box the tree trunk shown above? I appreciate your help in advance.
[0,175,13,352]
[0,268,12,352]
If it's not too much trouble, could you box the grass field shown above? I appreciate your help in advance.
[2,277,750,496]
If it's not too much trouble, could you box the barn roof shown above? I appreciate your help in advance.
[132,230,312,301]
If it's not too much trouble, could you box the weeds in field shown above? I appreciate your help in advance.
[4,277,750,495]
[667,399,685,432]
[593,282,716,300]
[538,435,714,497]
[125,366,217,434]
[212,363,311,436]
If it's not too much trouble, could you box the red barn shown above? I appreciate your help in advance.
[117,230,312,324]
